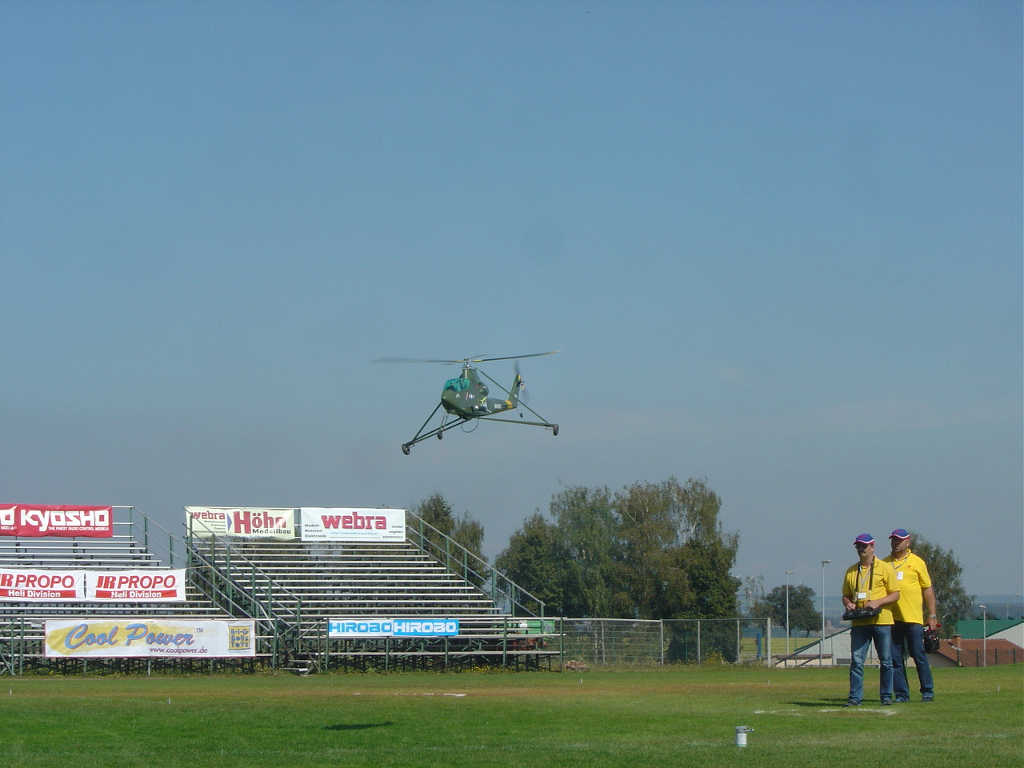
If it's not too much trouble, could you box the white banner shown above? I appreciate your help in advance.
[328,617,459,638]
[186,507,296,540]
[45,619,256,658]
[0,569,85,601]
[300,508,405,542]
[87,570,186,602]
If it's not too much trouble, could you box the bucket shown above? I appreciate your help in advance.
[735,725,753,747]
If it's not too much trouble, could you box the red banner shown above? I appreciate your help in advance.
[0,505,113,538]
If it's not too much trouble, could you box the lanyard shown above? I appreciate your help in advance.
[856,558,875,595]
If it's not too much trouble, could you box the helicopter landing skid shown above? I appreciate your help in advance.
[400,407,559,454]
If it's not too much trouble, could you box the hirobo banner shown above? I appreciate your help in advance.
[328,618,459,638]
[0,505,112,538]
[45,619,256,658]
[301,508,406,542]
[186,507,295,539]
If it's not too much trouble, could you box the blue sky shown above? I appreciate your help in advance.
[2,3,1020,599]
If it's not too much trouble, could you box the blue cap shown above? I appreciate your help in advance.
[853,533,875,545]
[889,528,910,540]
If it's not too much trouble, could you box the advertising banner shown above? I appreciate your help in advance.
[185,507,295,540]
[0,569,85,601]
[44,618,256,658]
[301,508,406,543]
[87,569,187,602]
[328,617,459,638]
[0,505,112,538]
[0,569,188,602]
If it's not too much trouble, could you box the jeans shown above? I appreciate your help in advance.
[892,622,935,701]
[848,624,893,704]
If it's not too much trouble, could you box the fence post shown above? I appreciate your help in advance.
[560,617,565,671]
[660,620,665,666]
[697,619,701,665]
[736,619,741,663]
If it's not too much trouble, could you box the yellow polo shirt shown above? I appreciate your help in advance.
[842,556,899,626]
[883,550,932,625]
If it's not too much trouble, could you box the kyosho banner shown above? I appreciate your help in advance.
[300,508,405,542]
[0,569,85,601]
[328,617,459,638]
[45,618,256,658]
[88,569,186,602]
[185,506,295,540]
[0,505,112,538]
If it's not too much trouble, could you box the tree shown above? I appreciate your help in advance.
[410,493,486,584]
[753,585,821,635]
[495,513,566,614]
[549,486,620,617]
[908,532,974,636]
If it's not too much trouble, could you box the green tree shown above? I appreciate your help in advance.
[549,486,620,617]
[410,493,486,584]
[615,478,697,618]
[907,532,974,636]
[495,512,566,614]
[753,585,821,635]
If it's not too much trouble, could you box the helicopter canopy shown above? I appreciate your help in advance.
[444,376,471,392]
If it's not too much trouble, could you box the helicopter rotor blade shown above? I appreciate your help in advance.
[373,350,558,365]
[465,350,559,363]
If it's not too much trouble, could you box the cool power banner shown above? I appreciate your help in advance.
[300,508,406,543]
[328,618,460,638]
[45,619,256,658]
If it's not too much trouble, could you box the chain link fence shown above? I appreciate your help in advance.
[559,618,773,666]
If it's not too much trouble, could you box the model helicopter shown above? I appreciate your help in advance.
[375,352,560,454]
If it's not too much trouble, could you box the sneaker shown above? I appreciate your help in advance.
[844,700,861,707]
[894,698,909,703]
[922,696,934,702]
[881,700,892,706]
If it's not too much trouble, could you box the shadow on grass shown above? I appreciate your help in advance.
[324,722,395,731]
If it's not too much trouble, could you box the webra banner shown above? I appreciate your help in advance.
[185,507,295,540]
[0,569,85,601]
[300,508,405,542]
[0,505,112,538]
[45,618,256,658]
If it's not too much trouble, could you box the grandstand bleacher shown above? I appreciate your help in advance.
[0,506,559,675]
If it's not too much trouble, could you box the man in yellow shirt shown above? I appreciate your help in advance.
[841,533,901,706]
[884,528,937,702]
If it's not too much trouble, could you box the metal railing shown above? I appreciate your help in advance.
[405,510,546,617]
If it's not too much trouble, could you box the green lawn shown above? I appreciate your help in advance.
[2,665,1021,767]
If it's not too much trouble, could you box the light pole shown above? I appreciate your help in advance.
[979,604,987,667]
[785,569,793,667]
[820,560,831,667]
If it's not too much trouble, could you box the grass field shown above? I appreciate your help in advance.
[2,665,1021,767]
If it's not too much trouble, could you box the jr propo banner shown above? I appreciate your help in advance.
[0,569,85,601]
[185,507,295,540]
[300,508,406,542]
[45,618,256,658]
[0,505,112,538]
[0,569,188,602]
[88,569,187,602]
[328,618,460,638]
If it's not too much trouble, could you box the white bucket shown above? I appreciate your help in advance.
[735,725,753,747]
